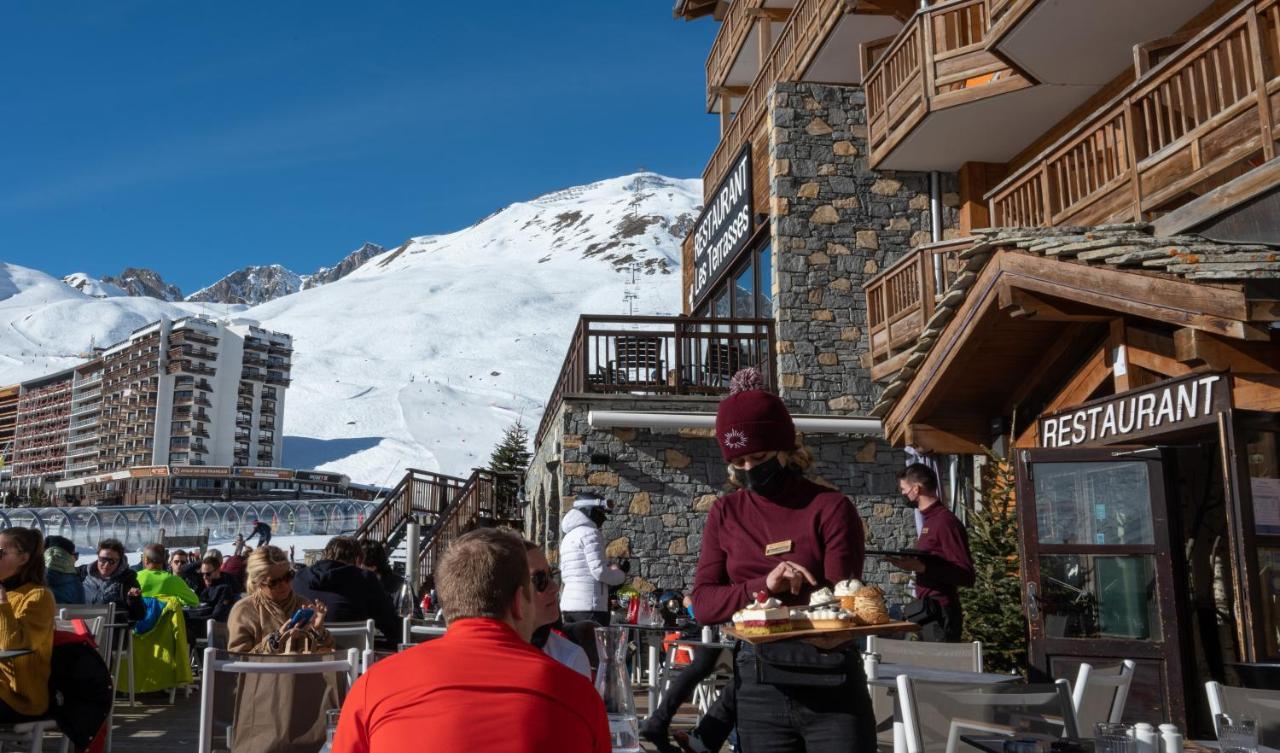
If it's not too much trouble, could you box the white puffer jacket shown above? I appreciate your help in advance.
[558,508,626,613]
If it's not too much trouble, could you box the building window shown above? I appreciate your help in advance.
[695,242,773,320]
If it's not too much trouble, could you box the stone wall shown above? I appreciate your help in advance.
[768,82,959,416]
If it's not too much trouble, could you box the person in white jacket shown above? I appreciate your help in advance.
[559,497,626,624]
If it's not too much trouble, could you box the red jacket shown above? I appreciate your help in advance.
[333,618,610,753]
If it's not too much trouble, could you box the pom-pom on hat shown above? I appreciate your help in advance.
[714,367,796,461]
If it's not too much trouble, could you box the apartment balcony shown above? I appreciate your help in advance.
[988,0,1280,232]
[67,445,98,459]
[535,315,777,445]
[261,387,277,400]
[190,441,209,454]
[241,368,265,382]
[267,341,293,356]
[259,401,276,416]
[235,431,250,443]
[265,373,291,387]
[702,0,903,201]
[236,400,254,412]
[258,418,275,431]
[65,461,98,473]
[234,453,249,466]
[239,383,254,397]
[864,237,972,380]
[192,425,210,439]
[169,329,218,347]
[168,345,217,362]
[193,380,214,393]
[236,412,253,425]
[985,0,1215,89]
[243,337,268,352]
[69,402,100,419]
[194,396,212,408]
[257,452,274,463]
[242,353,267,367]
[266,357,290,369]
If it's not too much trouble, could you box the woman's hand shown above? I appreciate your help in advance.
[309,600,327,631]
[765,561,817,596]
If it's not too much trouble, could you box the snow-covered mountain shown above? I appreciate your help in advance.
[62,273,125,298]
[303,242,386,290]
[101,267,183,301]
[187,264,304,305]
[1,172,700,483]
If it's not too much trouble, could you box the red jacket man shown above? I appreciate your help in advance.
[332,529,610,753]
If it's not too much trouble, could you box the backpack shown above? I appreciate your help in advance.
[49,631,113,752]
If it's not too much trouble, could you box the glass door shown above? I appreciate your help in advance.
[1017,448,1187,729]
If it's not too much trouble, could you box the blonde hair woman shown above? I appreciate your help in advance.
[227,545,337,752]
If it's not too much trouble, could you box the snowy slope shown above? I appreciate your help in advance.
[63,273,126,298]
[0,172,699,483]
[187,264,304,304]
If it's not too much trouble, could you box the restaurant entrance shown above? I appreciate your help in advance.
[1016,448,1190,728]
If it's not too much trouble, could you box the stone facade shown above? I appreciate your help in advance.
[525,82,961,606]
[769,82,959,416]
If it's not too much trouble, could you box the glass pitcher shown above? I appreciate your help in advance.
[595,625,640,753]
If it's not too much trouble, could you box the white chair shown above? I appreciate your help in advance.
[1071,660,1136,732]
[1205,681,1280,747]
[57,606,120,752]
[897,675,1078,753]
[400,617,447,646]
[59,604,134,708]
[326,619,376,653]
[197,647,361,753]
[866,637,985,752]
[0,718,62,753]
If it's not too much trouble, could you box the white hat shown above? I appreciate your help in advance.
[572,496,613,511]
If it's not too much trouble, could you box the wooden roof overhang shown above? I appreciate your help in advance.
[878,240,1279,454]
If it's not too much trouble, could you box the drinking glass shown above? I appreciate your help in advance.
[1095,723,1136,753]
[1215,714,1257,753]
[319,708,342,753]
[596,626,640,753]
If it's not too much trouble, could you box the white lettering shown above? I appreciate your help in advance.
[1176,381,1196,422]
[1117,399,1136,434]
[1043,418,1058,448]
[1155,388,1175,427]
[1101,403,1117,436]
[1087,406,1104,438]
[1071,412,1087,445]
[1198,375,1222,413]
[1136,393,1157,430]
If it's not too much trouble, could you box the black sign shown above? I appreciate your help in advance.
[1039,373,1229,448]
[689,147,753,310]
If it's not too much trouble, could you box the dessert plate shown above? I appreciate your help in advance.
[723,620,919,647]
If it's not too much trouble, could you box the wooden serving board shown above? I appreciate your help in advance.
[723,620,919,647]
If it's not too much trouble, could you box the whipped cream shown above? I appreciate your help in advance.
[745,596,783,610]
[808,587,834,605]
[808,607,853,620]
[833,578,864,596]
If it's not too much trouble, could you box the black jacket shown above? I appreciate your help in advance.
[79,564,145,623]
[193,579,240,623]
[293,559,399,642]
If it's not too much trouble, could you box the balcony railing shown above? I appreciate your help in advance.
[864,237,972,379]
[536,315,776,445]
[989,0,1280,228]
[863,0,1029,167]
[170,329,218,347]
[706,0,767,110]
[702,0,849,200]
[266,373,291,387]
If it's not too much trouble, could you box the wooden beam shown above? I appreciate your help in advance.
[958,162,1003,234]
[904,423,988,455]
[998,285,1115,322]
[1002,323,1092,413]
[1234,373,1280,412]
[1174,327,1280,373]
[1110,319,1158,393]
[1152,155,1280,237]
[1125,325,1196,379]
[719,93,733,138]
[756,14,774,65]
[870,349,914,383]
[997,252,1264,340]
[747,7,792,22]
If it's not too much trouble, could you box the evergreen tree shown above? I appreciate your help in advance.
[960,449,1028,675]
[489,421,532,477]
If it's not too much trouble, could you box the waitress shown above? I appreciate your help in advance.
[691,369,874,753]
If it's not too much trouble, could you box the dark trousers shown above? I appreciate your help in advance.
[252,531,271,547]
[919,599,964,643]
[563,610,610,626]
[685,677,737,753]
[734,642,876,753]
[0,698,39,724]
[644,646,723,734]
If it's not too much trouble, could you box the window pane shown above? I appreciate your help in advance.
[1261,548,1280,658]
[1040,554,1161,640]
[1034,462,1154,546]
[757,245,773,317]
[732,260,754,317]
[713,289,730,320]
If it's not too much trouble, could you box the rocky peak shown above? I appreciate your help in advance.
[186,264,302,305]
[302,242,385,289]
[101,268,182,301]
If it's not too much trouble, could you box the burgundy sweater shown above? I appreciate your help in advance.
[913,502,975,606]
[692,475,866,625]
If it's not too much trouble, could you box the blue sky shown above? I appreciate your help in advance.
[0,2,718,292]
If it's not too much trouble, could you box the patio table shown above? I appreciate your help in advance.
[611,622,678,711]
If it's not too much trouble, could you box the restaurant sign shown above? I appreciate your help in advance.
[1040,373,1228,448]
[689,147,753,310]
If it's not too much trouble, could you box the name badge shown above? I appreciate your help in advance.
[765,539,793,556]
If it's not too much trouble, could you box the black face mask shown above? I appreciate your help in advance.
[734,457,792,499]
[586,508,608,528]
[530,623,553,649]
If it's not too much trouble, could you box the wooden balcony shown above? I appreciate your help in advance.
[702,0,854,204]
[536,315,776,445]
[863,0,1054,171]
[864,237,972,380]
[706,0,768,111]
[988,0,1280,231]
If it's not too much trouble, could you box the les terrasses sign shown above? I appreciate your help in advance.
[1040,373,1228,448]
[689,148,753,310]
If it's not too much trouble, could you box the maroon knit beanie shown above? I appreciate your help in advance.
[714,368,796,461]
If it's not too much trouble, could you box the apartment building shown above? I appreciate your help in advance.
[5,315,293,501]
[524,0,1280,730]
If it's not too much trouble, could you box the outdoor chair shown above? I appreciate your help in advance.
[60,603,135,708]
[1070,660,1136,733]
[897,676,1078,753]
[866,637,984,752]
[653,641,733,721]
[197,647,360,753]
[0,718,64,753]
[400,617,447,646]
[326,619,376,654]
[1205,681,1280,747]
[56,606,118,753]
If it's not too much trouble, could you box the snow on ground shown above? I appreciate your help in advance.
[0,173,699,483]
[75,534,352,568]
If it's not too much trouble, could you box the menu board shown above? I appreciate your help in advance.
[1252,477,1280,535]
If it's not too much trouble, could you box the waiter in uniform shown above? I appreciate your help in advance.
[886,463,974,642]
[691,368,875,753]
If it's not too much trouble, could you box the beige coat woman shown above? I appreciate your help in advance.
[226,547,337,753]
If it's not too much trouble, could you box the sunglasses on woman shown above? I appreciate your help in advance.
[531,568,559,593]
[265,570,295,588]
